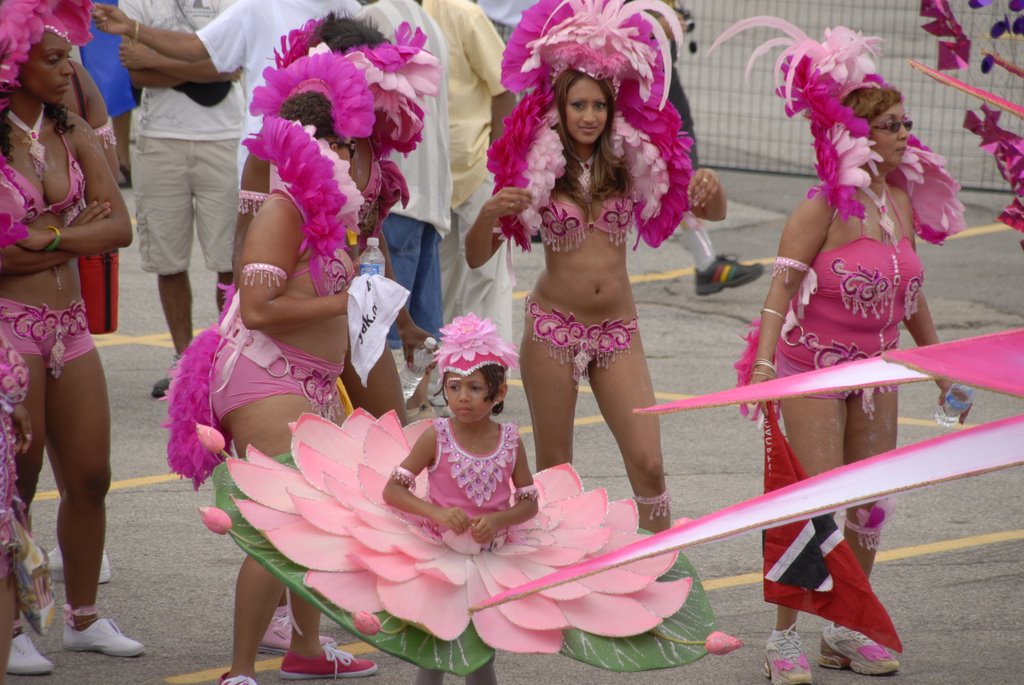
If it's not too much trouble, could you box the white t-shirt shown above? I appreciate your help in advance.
[196,0,361,172]
[122,0,244,140]
[476,0,536,28]
[358,0,452,235]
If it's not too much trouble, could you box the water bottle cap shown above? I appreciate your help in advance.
[424,337,437,350]
[367,237,379,247]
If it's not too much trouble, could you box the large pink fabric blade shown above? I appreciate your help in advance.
[908,59,1024,120]
[638,356,927,415]
[472,414,1024,611]
[883,328,1024,398]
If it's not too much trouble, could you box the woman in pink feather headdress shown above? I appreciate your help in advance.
[713,17,966,684]
[236,14,442,425]
[465,0,726,533]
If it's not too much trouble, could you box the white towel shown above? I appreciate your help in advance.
[348,274,410,386]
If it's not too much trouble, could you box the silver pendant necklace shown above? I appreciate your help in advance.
[7,110,48,178]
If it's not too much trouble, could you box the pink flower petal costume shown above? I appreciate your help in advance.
[211,314,722,672]
[225,410,691,654]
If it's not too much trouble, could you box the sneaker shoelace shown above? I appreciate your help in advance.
[773,629,806,669]
[323,644,356,673]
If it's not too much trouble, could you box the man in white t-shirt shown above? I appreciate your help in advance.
[118,0,243,398]
[93,0,361,173]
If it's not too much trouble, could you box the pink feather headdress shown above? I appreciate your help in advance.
[709,17,965,244]
[435,314,519,376]
[490,0,693,251]
[250,50,376,142]
[243,116,366,288]
[0,0,56,95]
[272,20,441,157]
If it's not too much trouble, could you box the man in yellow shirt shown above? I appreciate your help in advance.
[426,0,516,342]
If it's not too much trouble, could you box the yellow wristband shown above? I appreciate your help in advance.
[43,225,61,252]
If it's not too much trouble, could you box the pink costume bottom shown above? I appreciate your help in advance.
[775,348,891,416]
[525,296,638,384]
[0,298,93,379]
[210,325,344,424]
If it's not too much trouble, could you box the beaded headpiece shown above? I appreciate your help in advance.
[436,314,519,376]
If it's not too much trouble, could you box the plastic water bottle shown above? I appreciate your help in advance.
[399,337,438,400]
[360,237,385,277]
[934,383,975,427]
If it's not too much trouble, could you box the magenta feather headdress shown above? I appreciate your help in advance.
[47,0,92,46]
[490,0,692,251]
[502,0,680,108]
[243,116,365,288]
[709,16,965,243]
[436,313,519,376]
[250,50,375,141]
[271,20,441,157]
[0,0,56,95]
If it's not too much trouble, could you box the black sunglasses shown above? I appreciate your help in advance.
[872,118,913,134]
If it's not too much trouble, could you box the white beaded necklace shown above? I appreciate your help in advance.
[7,110,48,178]
[861,185,896,246]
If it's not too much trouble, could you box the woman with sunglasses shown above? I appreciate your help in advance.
[723,19,965,684]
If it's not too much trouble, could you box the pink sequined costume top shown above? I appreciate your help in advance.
[426,417,518,518]
[780,215,924,370]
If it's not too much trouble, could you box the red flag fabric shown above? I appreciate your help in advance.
[762,404,903,653]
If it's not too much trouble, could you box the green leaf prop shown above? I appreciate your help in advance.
[212,457,719,675]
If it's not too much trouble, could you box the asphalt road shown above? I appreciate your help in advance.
[14,169,1023,685]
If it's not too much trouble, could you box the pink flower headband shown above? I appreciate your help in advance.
[710,16,964,244]
[436,314,519,376]
[501,0,681,108]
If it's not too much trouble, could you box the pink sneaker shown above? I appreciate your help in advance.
[280,645,378,680]
[259,606,335,655]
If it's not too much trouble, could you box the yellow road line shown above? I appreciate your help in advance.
[164,528,1024,683]
[945,222,1008,240]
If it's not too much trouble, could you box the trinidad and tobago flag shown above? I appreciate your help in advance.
[762,404,902,652]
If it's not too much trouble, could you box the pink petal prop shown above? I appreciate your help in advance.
[307,570,385,613]
[638,356,928,415]
[353,611,382,636]
[198,506,232,534]
[883,328,1024,398]
[235,498,301,531]
[293,441,358,494]
[471,414,1024,612]
[196,424,226,454]
[705,630,744,656]
[466,566,564,653]
[908,59,1024,120]
[557,593,664,637]
[379,574,471,641]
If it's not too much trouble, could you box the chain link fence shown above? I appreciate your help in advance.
[677,0,1021,191]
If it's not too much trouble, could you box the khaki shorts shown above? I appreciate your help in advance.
[133,136,238,275]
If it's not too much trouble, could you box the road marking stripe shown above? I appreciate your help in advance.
[164,528,1024,683]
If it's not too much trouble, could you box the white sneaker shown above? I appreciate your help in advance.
[63,617,144,657]
[49,546,112,584]
[220,676,259,685]
[6,633,54,675]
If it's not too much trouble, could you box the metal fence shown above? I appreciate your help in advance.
[678,0,1022,191]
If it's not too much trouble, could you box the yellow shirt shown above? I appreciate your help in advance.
[423,0,506,208]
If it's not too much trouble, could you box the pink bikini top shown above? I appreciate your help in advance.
[290,248,356,298]
[540,196,634,252]
[7,134,85,225]
[427,417,519,518]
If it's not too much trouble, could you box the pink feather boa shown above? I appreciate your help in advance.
[733,316,763,420]
[164,284,236,489]
[243,117,365,286]
[886,136,965,244]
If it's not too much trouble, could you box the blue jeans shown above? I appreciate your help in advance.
[382,215,443,348]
